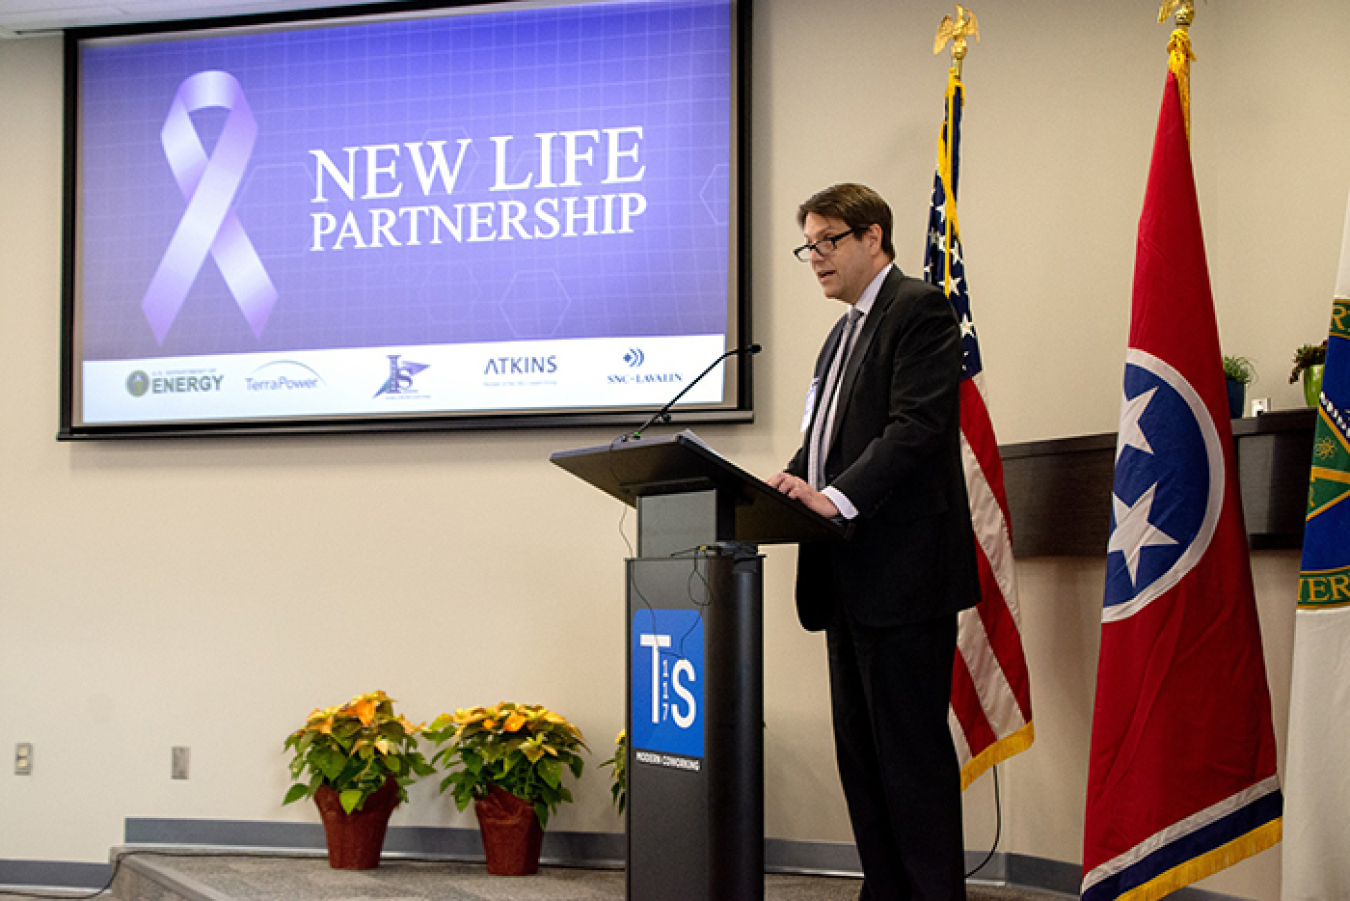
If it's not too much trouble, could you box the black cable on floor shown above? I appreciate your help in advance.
[965,764,1003,879]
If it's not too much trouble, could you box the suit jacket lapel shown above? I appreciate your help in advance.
[829,267,902,448]
[807,312,850,437]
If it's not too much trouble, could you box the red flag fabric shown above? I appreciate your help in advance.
[923,68,1034,787]
[1080,69,1282,901]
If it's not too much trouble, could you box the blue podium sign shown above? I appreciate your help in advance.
[631,608,705,760]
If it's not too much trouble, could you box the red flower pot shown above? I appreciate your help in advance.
[474,785,544,876]
[313,777,400,870]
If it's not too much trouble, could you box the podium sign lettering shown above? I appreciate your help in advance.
[631,608,705,761]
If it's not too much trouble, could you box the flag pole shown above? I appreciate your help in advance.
[932,6,979,294]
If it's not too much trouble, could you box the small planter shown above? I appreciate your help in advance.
[1303,363,1325,408]
[475,785,544,876]
[1225,378,1245,418]
[313,777,400,870]
[425,702,585,877]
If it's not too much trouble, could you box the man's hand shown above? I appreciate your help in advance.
[767,471,840,518]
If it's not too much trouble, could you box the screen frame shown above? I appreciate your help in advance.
[59,0,752,440]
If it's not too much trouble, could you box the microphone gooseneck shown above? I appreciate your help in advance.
[627,344,762,440]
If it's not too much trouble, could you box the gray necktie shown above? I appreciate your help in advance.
[808,307,863,490]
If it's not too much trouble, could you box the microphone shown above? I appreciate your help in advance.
[627,343,762,440]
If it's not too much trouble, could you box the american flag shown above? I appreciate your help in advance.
[922,67,1034,788]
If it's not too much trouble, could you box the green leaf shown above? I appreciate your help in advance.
[315,749,347,783]
[282,783,310,806]
[538,757,562,789]
[339,789,363,814]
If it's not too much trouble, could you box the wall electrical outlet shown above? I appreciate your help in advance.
[15,743,32,775]
[1251,396,1273,416]
[172,746,190,780]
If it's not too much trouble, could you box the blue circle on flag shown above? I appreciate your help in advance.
[1104,358,1217,611]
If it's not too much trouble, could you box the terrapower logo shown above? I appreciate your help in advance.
[631,609,704,761]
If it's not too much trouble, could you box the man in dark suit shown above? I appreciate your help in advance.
[768,183,980,901]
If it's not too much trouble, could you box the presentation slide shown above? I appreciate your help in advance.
[67,0,742,434]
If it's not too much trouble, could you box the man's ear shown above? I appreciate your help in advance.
[864,223,884,255]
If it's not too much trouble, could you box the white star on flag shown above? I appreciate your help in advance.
[1116,387,1158,462]
[1109,481,1179,588]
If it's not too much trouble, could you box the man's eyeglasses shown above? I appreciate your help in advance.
[793,227,864,262]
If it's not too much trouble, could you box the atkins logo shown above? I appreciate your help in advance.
[1103,349,1224,621]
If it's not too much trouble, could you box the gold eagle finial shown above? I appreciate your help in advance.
[1158,0,1196,27]
[934,5,979,60]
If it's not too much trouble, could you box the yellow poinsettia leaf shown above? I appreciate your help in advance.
[351,698,377,726]
[503,712,526,733]
[374,738,391,755]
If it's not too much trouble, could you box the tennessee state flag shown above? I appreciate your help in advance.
[1080,58,1283,901]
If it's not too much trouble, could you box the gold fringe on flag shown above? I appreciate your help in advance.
[937,67,962,293]
[1115,819,1283,901]
[1159,0,1197,139]
[1167,28,1195,138]
[960,722,1035,790]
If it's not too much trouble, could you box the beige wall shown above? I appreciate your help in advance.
[2,2,1337,898]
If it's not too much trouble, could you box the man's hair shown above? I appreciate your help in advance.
[796,183,895,260]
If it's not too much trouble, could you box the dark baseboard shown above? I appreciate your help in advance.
[0,819,1250,900]
[0,858,112,893]
[122,817,625,868]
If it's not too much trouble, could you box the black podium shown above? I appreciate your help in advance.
[551,433,846,901]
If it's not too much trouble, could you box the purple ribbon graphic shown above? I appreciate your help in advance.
[141,71,277,344]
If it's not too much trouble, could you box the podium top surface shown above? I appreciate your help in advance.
[550,432,847,546]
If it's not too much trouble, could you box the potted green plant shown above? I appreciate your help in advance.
[282,690,434,870]
[1221,355,1256,418]
[599,729,627,814]
[426,702,587,876]
[1290,341,1327,407]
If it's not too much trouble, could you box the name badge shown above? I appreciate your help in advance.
[800,378,819,433]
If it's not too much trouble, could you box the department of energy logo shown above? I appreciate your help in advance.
[1103,348,1224,622]
[126,371,150,397]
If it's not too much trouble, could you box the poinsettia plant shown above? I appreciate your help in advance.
[283,690,434,814]
[425,702,587,829]
[599,729,627,814]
